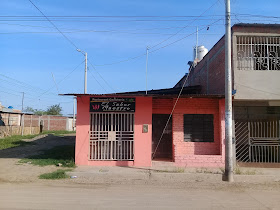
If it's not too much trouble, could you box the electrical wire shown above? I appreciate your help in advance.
[37,60,85,98]
[149,0,220,50]
[152,61,194,159]
[94,18,222,67]
[28,0,79,50]
[87,67,108,93]
[27,0,117,96]
[87,60,119,93]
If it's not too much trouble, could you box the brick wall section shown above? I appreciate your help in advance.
[23,115,68,131]
[152,98,225,167]
[185,24,280,96]
[186,36,226,95]
[23,115,39,127]
[152,98,173,114]
[232,24,280,34]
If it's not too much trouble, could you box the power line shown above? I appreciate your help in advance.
[94,18,222,67]
[28,0,115,96]
[90,1,221,67]
[28,0,79,50]
[0,31,224,36]
[37,60,85,98]
[0,73,57,96]
[0,22,224,31]
[87,59,119,93]
[152,61,195,159]
[0,15,227,18]
[149,0,220,50]
[1,13,279,19]
[0,18,227,22]
[150,19,222,53]
[87,67,108,93]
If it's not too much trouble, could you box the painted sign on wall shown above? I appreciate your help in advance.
[90,98,135,112]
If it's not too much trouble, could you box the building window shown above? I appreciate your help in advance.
[236,36,280,71]
[184,114,214,142]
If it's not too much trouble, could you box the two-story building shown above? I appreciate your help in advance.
[180,23,280,166]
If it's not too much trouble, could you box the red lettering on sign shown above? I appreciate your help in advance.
[92,105,100,110]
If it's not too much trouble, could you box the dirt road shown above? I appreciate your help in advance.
[0,134,75,183]
[0,182,280,210]
[1,134,280,209]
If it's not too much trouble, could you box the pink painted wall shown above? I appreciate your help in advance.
[75,96,152,167]
[152,98,225,167]
[172,98,225,167]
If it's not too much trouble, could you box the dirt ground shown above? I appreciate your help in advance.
[1,134,280,209]
[0,134,75,183]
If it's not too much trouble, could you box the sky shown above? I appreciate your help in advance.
[0,0,280,115]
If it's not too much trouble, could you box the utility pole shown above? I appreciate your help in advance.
[73,97,76,131]
[21,92,25,136]
[224,0,234,182]
[77,49,87,94]
[145,46,149,95]
[84,52,87,94]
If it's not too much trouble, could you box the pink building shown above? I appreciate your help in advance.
[65,87,226,168]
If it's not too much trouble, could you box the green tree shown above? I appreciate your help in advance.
[46,104,62,115]
[24,106,35,113]
[24,106,46,115]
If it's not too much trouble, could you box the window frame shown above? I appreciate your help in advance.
[183,114,214,143]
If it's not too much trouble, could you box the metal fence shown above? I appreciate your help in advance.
[236,35,280,71]
[89,113,134,161]
[236,119,280,163]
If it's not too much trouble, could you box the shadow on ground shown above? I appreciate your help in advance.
[0,134,75,159]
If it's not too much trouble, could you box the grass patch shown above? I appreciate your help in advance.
[234,167,257,175]
[19,145,75,167]
[0,134,37,150]
[42,130,76,136]
[155,167,185,173]
[39,169,71,179]
[0,130,75,150]
[196,168,222,174]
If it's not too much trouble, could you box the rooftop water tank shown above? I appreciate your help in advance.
[193,45,208,62]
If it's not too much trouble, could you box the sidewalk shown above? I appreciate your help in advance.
[67,165,280,189]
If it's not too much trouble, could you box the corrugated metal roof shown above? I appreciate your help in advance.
[60,86,224,98]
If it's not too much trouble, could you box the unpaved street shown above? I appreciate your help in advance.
[0,182,280,210]
[1,134,280,209]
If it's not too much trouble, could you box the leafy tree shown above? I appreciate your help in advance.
[24,106,46,115]
[46,104,62,115]
[24,106,35,113]
[34,110,47,116]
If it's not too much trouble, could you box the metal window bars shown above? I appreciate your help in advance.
[236,36,280,71]
[236,119,280,163]
[89,113,134,161]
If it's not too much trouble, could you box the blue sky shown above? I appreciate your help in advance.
[0,0,279,115]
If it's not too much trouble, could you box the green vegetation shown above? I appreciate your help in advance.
[0,131,75,150]
[155,167,185,173]
[24,104,62,116]
[42,130,76,136]
[0,134,37,150]
[234,167,257,175]
[19,145,75,167]
[39,169,72,179]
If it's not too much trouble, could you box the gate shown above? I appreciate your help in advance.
[89,113,134,160]
[236,119,280,163]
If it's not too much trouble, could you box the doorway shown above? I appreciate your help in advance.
[152,114,173,161]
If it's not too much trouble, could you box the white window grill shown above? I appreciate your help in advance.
[89,113,134,161]
[236,36,280,71]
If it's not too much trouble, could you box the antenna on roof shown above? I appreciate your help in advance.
[195,27,198,60]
